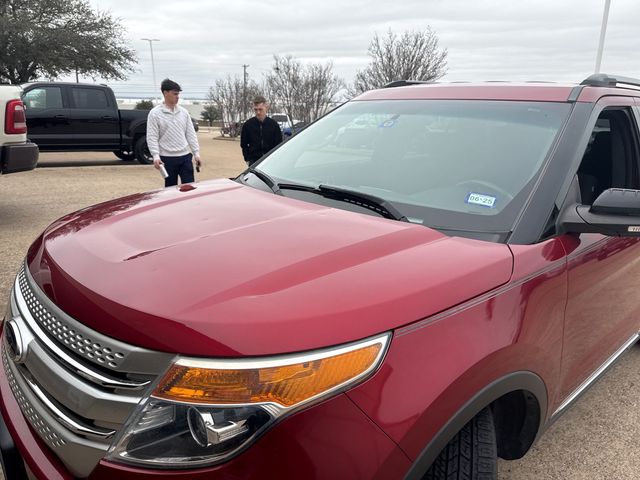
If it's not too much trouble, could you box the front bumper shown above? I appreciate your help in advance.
[1,384,410,479]
[1,143,39,174]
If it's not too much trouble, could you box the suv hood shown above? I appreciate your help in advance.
[27,179,513,356]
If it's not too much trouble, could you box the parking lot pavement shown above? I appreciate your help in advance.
[0,131,638,478]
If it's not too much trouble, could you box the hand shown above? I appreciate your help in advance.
[153,158,163,170]
[195,156,202,172]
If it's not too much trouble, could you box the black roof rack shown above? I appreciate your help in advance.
[383,80,433,88]
[581,74,640,89]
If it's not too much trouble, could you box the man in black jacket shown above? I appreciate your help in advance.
[240,96,283,166]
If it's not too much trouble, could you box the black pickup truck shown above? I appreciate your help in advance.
[21,82,168,164]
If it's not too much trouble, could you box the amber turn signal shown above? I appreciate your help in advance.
[152,335,389,408]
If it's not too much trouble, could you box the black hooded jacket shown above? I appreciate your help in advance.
[240,116,283,165]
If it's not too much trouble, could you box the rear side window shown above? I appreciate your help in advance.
[71,88,109,109]
[22,87,63,109]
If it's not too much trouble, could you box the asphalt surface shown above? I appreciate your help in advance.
[0,131,638,479]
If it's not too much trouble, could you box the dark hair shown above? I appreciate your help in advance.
[253,95,267,105]
[161,78,182,92]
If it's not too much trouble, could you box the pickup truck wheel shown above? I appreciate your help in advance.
[113,151,135,161]
[423,407,497,480]
[135,136,153,164]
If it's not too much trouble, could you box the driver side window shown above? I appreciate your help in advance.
[577,108,640,205]
[22,87,63,110]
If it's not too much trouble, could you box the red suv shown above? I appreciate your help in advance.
[2,74,640,480]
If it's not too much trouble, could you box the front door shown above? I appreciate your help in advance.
[22,85,70,148]
[558,101,640,407]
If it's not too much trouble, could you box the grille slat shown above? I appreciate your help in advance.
[3,347,66,448]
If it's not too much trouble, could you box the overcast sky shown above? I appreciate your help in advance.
[78,0,639,99]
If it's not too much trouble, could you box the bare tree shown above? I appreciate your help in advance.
[207,75,261,125]
[265,55,343,124]
[352,29,448,95]
[264,56,303,124]
[305,63,344,121]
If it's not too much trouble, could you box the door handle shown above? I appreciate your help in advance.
[102,116,115,120]
[54,115,67,120]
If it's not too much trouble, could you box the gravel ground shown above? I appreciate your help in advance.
[0,130,638,478]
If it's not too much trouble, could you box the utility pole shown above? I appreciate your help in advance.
[594,0,611,73]
[141,38,160,101]
[242,64,250,120]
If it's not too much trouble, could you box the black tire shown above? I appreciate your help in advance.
[113,151,135,161]
[423,407,497,480]
[134,136,153,164]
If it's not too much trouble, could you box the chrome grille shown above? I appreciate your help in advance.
[3,264,176,476]
[18,269,126,369]
[2,346,66,448]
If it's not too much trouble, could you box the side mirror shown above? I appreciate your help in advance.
[558,188,640,236]
[590,188,640,215]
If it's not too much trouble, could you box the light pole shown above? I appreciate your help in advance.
[141,38,160,100]
[242,64,249,120]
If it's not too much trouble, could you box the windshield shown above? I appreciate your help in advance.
[256,99,571,239]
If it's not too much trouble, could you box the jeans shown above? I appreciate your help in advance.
[161,154,194,187]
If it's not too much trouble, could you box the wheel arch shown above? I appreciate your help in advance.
[403,371,547,480]
[127,119,147,138]
[124,120,147,151]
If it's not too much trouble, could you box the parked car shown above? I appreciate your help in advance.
[220,121,241,138]
[270,112,292,131]
[3,74,640,480]
[271,112,303,135]
[21,82,197,164]
[0,84,38,175]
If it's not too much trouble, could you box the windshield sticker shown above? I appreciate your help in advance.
[466,193,497,208]
[379,114,399,128]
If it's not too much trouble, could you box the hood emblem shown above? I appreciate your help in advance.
[5,318,28,364]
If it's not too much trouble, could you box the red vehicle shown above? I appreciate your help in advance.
[2,74,640,480]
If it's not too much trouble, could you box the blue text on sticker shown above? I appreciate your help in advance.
[466,192,496,208]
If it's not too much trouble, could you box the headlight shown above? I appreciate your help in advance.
[106,333,390,469]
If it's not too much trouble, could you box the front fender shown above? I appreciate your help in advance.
[346,258,566,475]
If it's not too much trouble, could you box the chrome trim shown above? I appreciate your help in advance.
[159,333,391,412]
[14,275,149,390]
[552,333,640,418]
[3,345,112,478]
[24,339,141,423]
[23,375,116,440]
[175,333,390,370]
[4,317,28,364]
[2,346,67,448]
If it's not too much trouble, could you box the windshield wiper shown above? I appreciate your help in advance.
[278,183,409,222]
[245,167,281,194]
